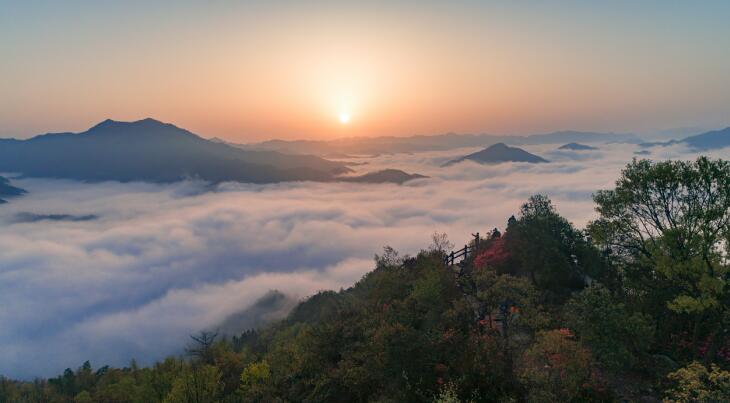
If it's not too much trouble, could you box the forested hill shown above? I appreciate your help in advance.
[3,157,730,402]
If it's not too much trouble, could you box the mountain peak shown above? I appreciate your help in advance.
[82,118,197,141]
[90,118,167,130]
[487,142,510,149]
[445,143,548,165]
[89,118,119,130]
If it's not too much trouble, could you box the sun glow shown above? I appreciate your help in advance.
[339,112,351,124]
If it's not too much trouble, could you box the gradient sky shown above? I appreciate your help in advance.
[2,1,730,141]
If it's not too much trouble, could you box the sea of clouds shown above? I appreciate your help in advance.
[0,142,725,378]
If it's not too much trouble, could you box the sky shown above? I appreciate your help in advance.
[2,1,730,141]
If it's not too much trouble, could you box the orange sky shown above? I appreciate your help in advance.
[2,2,730,141]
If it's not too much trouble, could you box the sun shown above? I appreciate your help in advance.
[339,112,351,124]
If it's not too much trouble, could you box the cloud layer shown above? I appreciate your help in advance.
[0,142,726,378]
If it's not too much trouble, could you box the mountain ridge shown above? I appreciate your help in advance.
[0,119,352,184]
[232,131,641,156]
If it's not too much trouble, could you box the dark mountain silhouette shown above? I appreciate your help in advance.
[445,143,548,166]
[0,176,26,204]
[558,142,597,151]
[341,169,427,184]
[0,119,353,184]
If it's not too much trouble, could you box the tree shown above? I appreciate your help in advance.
[503,195,603,301]
[429,232,454,254]
[472,268,547,334]
[589,157,730,363]
[239,361,273,401]
[186,331,219,365]
[164,365,221,403]
[564,284,654,370]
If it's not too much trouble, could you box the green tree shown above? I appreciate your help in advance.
[589,157,730,363]
[504,195,604,301]
[239,360,273,401]
[164,365,221,403]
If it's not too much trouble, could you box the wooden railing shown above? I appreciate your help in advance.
[443,232,483,266]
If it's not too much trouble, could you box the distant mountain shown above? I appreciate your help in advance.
[341,169,427,184]
[644,127,709,141]
[638,127,730,151]
[681,127,730,150]
[520,131,638,145]
[558,143,597,151]
[240,131,640,157]
[445,143,548,166]
[0,176,26,204]
[0,119,352,184]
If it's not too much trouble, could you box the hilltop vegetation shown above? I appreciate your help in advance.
[2,157,730,402]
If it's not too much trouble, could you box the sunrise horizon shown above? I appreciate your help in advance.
[6,114,725,144]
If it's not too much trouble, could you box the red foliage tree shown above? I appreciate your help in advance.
[474,236,510,269]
